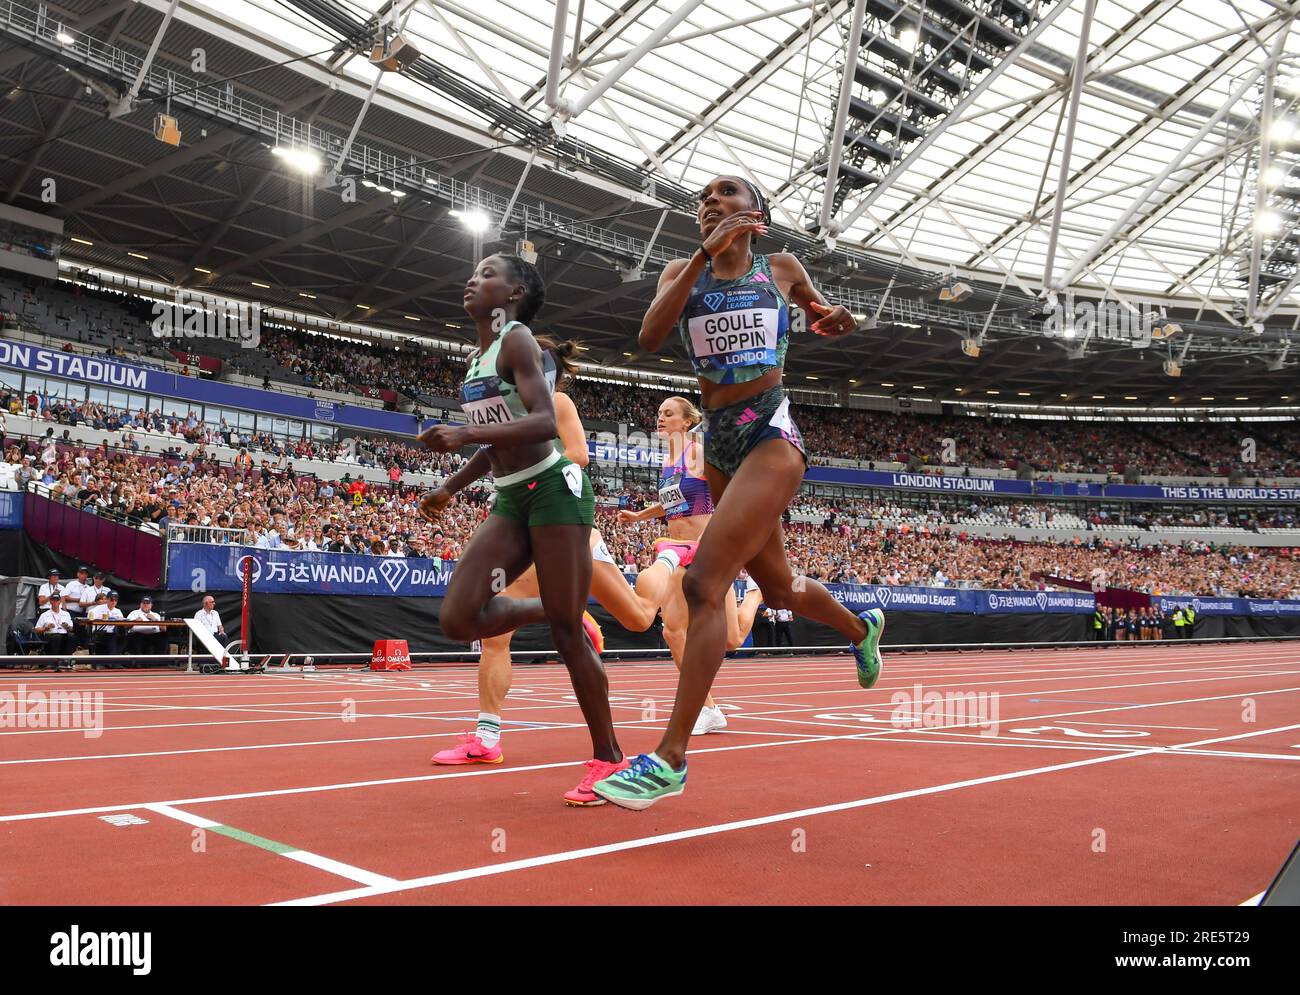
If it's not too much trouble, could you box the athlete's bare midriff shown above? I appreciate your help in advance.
[697,366,783,410]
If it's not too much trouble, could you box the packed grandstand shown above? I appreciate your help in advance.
[3,272,1298,602]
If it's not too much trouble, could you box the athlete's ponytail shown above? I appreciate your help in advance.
[533,334,580,390]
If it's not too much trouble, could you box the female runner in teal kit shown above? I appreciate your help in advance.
[595,176,885,809]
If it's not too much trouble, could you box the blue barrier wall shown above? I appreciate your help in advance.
[167,544,1300,617]
[0,491,22,530]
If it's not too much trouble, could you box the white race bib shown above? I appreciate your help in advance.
[562,464,584,498]
[687,308,779,359]
[461,395,514,426]
[768,397,794,433]
[658,482,686,510]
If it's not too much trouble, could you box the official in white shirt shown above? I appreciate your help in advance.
[195,596,225,638]
[80,573,110,612]
[37,569,63,609]
[61,566,90,648]
[62,567,90,615]
[34,594,75,661]
[87,591,126,664]
[127,596,167,666]
[775,608,794,647]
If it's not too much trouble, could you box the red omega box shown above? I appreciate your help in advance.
[371,639,412,671]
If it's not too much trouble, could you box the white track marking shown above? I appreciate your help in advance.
[261,719,1300,906]
[0,733,853,822]
[6,679,1298,764]
[145,804,396,888]
[1064,720,1217,731]
[265,747,1171,906]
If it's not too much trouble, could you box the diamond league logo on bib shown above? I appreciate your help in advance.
[379,559,410,593]
[703,292,726,312]
[1036,592,1048,611]
[873,586,891,608]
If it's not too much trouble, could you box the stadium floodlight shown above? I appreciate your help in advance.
[1162,359,1182,377]
[271,146,323,176]
[1256,211,1282,234]
[898,26,919,49]
[1270,118,1296,143]
[1263,165,1286,187]
[451,208,492,235]
[56,27,74,45]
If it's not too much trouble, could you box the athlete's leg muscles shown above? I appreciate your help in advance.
[477,569,540,716]
[439,515,545,642]
[661,572,716,710]
[654,439,808,768]
[591,560,659,632]
[735,585,764,647]
[631,558,675,615]
[530,523,621,763]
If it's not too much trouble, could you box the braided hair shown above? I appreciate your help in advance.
[497,253,546,325]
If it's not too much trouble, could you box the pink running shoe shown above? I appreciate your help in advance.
[431,732,503,766]
[653,538,698,568]
[582,610,605,655]
[563,756,630,807]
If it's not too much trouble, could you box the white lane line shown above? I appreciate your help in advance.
[0,733,851,823]
[1064,721,1217,731]
[1239,891,1266,906]
[264,719,1300,906]
[269,749,1156,906]
[729,669,1300,708]
[144,804,396,888]
[147,803,218,829]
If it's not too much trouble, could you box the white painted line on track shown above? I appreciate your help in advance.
[145,804,396,888]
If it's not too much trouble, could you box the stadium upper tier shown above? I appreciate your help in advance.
[3,273,1298,481]
[3,432,1298,600]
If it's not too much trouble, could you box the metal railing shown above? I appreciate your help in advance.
[165,524,252,545]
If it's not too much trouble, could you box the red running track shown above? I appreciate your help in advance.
[1,643,1298,905]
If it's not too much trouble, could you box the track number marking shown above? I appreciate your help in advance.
[813,712,893,724]
[1009,725,1150,739]
[99,814,149,827]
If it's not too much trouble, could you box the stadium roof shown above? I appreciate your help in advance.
[1,0,1299,410]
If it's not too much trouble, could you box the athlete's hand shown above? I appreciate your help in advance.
[616,509,640,523]
[701,211,768,258]
[808,300,857,337]
[418,424,468,452]
[418,487,454,523]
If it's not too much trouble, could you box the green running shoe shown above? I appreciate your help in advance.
[852,609,885,688]
[591,752,686,810]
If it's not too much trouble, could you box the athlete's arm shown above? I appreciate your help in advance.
[617,503,666,523]
[638,258,698,352]
[555,392,588,468]
[771,252,858,338]
[440,448,492,496]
